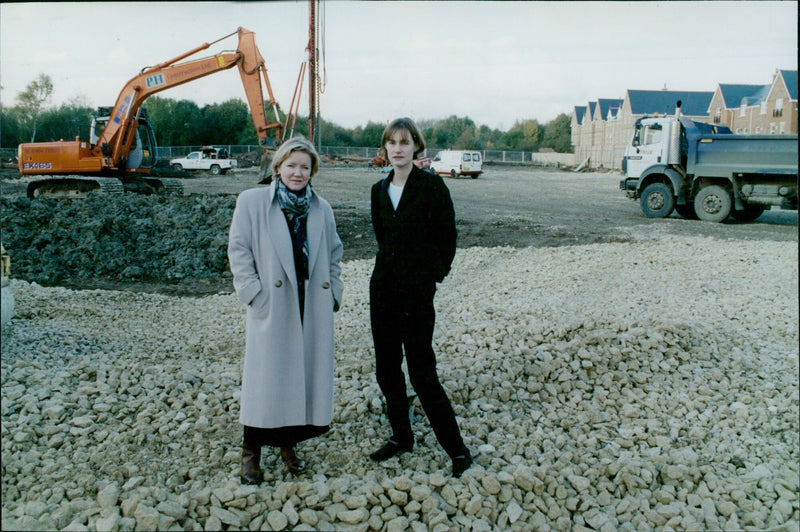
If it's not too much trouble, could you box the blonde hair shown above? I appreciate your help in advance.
[379,118,426,160]
[271,137,320,177]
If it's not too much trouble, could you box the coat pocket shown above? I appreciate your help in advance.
[247,280,271,318]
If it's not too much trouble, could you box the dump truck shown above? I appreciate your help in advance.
[620,101,798,222]
[18,27,283,199]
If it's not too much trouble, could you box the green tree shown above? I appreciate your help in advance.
[36,101,95,142]
[199,99,250,145]
[453,127,479,150]
[500,119,542,151]
[0,104,23,148]
[143,96,175,145]
[357,121,385,149]
[16,73,54,142]
[319,119,356,147]
[541,113,572,153]
[146,97,202,147]
[425,115,476,150]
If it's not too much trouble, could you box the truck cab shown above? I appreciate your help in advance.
[623,119,670,179]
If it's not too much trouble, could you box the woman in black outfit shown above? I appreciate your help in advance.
[368,117,472,478]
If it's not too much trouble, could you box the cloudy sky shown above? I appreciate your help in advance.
[1,1,797,130]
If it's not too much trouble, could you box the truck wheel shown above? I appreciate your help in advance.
[694,185,732,222]
[450,169,457,179]
[172,164,183,171]
[640,182,674,218]
[731,204,765,222]
[675,203,698,220]
[210,164,222,175]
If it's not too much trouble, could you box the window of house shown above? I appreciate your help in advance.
[714,109,721,123]
[780,122,786,134]
[770,123,776,134]
[760,101,767,115]
[755,127,762,133]
[774,98,784,117]
[740,103,747,117]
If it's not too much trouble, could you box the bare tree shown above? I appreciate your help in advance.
[16,73,54,142]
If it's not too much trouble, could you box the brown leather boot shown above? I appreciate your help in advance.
[280,446,306,475]
[240,444,264,485]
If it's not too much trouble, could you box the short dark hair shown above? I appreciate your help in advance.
[379,117,426,160]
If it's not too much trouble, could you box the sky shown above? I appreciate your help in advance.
[1,1,797,131]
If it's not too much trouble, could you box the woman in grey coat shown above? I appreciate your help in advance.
[228,137,343,483]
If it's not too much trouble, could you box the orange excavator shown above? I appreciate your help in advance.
[18,27,284,198]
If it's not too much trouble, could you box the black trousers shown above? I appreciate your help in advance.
[369,279,467,458]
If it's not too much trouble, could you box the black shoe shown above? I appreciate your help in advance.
[452,451,473,478]
[369,439,413,462]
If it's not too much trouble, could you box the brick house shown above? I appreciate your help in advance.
[573,90,712,169]
[709,70,798,135]
[570,69,797,170]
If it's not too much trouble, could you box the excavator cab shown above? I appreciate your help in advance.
[91,108,156,171]
[129,117,157,170]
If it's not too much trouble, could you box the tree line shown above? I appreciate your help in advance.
[1,73,573,154]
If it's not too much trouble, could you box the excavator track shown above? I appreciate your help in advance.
[27,176,184,199]
[27,177,125,199]
[122,177,184,196]
[156,178,184,196]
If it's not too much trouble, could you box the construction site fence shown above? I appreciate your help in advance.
[155,145,577,166]
[0,146,575,167]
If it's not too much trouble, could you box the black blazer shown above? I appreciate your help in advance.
[371,165,457,288]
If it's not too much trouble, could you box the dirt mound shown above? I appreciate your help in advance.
[1,194,236,286]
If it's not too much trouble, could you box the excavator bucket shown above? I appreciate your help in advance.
[258,150,273,184]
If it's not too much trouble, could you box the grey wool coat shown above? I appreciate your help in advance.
[227,183,343,429]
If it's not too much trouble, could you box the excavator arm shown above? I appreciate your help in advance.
[96,27,283,171]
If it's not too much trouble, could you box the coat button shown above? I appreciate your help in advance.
[322,282,330,289]
[274,280,283,287]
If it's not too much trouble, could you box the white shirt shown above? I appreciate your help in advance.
[388,182,404,210]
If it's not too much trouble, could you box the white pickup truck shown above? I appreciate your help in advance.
[170,147,237,175]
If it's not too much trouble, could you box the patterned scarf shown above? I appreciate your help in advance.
[275,179,312,279]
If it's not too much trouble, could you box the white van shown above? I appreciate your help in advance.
[430,150,483,178]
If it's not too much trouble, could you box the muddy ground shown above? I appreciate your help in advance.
[1,163,797,296]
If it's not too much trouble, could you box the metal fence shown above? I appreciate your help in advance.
[2,144,575,167]
[155,145,264,159]
[162,145,576,165]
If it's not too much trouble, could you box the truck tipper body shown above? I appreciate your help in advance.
[620,102,798,222]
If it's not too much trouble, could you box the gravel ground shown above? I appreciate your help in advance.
[1,164,798,531]
[1,235,798,531]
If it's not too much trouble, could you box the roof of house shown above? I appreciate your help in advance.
[627,90,714,116]
[779,70,798,100]
[598,98,623,120]
[718,84,766,108]
[573,106,586,124]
